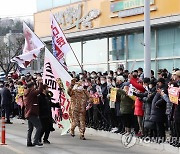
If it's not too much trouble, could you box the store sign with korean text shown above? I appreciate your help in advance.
[118,6,157,18]
[110,0,155,13]
[54,4,100,31]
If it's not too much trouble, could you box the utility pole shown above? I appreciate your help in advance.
[144,0,151,78]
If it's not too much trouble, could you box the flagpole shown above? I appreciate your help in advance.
[51,12,84,73]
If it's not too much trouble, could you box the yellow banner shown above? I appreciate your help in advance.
[110,88,117,102]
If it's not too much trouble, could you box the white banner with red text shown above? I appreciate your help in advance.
[43,48,72,135]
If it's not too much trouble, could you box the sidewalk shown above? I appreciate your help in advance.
[85,128,180,154]
[10,118,179,154]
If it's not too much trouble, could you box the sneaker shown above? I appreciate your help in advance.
[136,132,143,137]
[27,143,35,147]
[33,142,43,147]
[43,140,50,144]
[5,121,13,124]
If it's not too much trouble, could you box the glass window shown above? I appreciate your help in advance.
[37,0,53,11]
[174,59,180,69]
[53,0,70,7]
[127,61,155,72]
[109,36,126,61]
[83,38,107,64]
[127,61,144,71]
[151,61,156,73]
[157,27,174,58]
[37,0,82,12]
[66,42,81,66]
[109,62,126,71]
[70,0,82,3]
[68,65,82,73]
[128,32,144,59]
[174,27,180,56]
[158,60,174,72]
[83,64,108,73]
[151,30,156,58]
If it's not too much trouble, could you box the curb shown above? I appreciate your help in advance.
[85,128,180,154]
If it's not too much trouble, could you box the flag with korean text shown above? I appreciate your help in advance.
[51,14,73,70]
[43,48,72,135]
[11,22,44,68]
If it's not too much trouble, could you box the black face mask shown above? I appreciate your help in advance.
[83,86,88,89]
[133,75,138,78]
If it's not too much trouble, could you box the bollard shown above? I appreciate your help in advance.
[1,117,6,145]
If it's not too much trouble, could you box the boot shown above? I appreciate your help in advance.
[80,135,86,140]
[70,130,75,137]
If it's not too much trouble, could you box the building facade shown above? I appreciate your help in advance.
[34,0,180,73]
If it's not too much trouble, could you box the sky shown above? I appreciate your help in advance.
[0,0,37,19]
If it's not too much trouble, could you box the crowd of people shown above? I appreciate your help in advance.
[0,71,58,146]
[0,67,180,147]
[68,67,180,147]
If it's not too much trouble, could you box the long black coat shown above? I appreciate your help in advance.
[174,103,180,122]
[38,93,59,119]
[150,93,166,122]
[101,83,109,114]
[1,87,12,106]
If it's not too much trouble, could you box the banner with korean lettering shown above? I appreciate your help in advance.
[51,14,73,69]
[43,48,72,135]
[168,87,180,104]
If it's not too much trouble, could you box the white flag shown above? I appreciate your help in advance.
[43,48,72,135]
[11,22,44,68]
[51,14,73,69]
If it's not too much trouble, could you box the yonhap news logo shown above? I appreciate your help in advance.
[121,132,180,148]
[121,132,137,148]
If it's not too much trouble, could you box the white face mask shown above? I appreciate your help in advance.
[107,82,111,86]
[77,86,83,90]
[79,75,83,79]
[143,85,148,91]
[149,85,153,89]
[101,81,105,85]
[91,74,96,78]
[84,82,89,86]
[112,82,116,86]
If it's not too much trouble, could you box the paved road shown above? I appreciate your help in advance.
[0,120,175,154]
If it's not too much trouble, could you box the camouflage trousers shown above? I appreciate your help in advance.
[70,110,86,137]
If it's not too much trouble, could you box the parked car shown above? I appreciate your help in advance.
[0,72,6,81]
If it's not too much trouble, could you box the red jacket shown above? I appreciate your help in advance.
[130,78,145,92]
[134,97,144,116]
[23,83,43,118]
[130,78,145,116]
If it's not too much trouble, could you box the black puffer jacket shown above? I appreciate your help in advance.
[150,93,166,122]
[143,87,156,129]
